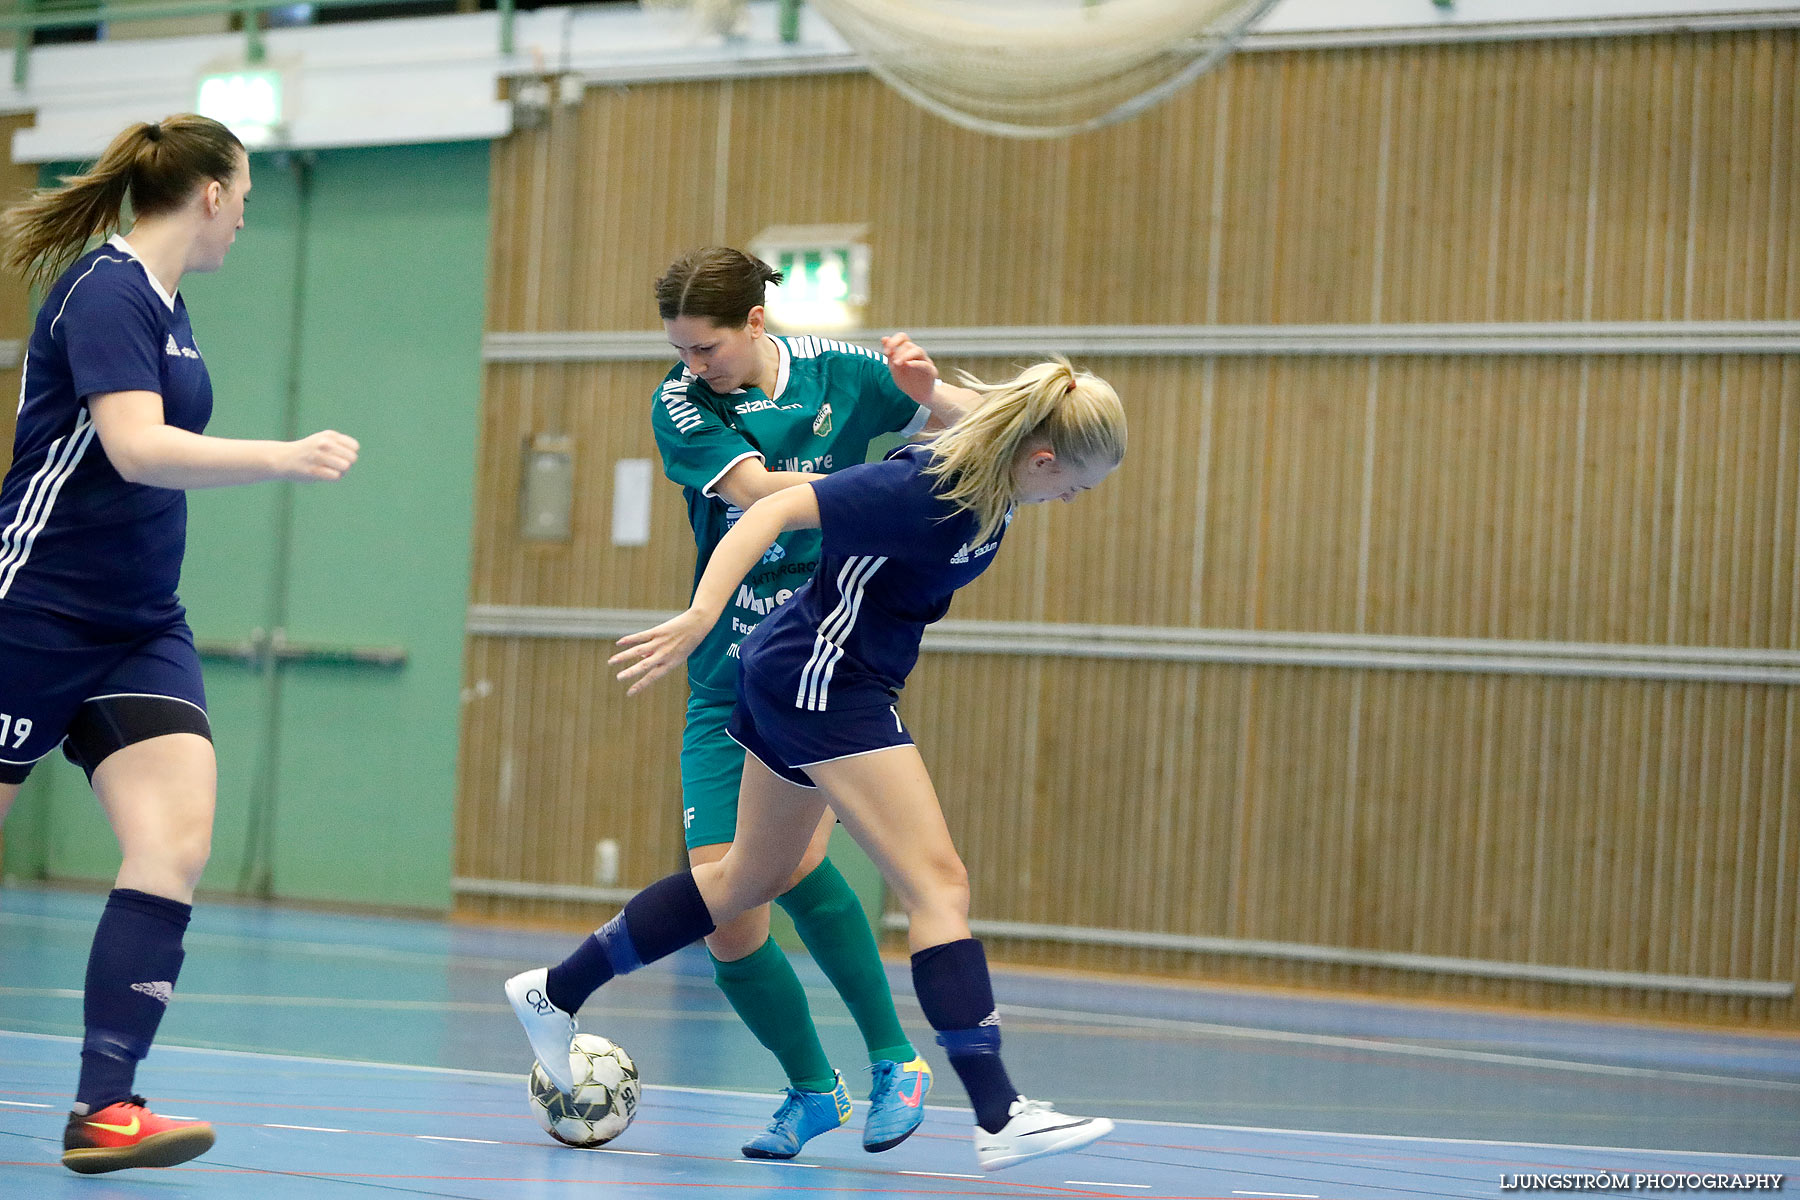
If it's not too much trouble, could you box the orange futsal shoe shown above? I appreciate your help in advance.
[62,1095,215,1174]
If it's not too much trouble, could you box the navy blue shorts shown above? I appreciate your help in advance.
[727,661,913,788]
[0,602,208,783]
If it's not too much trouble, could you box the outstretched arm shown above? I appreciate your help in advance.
[90,390,359,489]
[610,482,822,696]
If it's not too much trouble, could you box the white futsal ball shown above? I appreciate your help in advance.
[527,1033,641,1147]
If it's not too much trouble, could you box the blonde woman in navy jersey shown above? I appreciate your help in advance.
[510,247,976,1160]
[0,115,357,1174]
[510,359,1125,1172]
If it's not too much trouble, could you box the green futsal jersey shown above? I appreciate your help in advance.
[652,334,930,702]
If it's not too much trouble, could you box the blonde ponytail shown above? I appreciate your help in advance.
[0,114,242,288]
[924,358,1126,544]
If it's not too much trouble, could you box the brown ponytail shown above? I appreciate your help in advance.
[655,246,784,327]
[0,114,243,288]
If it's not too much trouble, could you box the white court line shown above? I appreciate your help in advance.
[0,911,525,971]
[735,1158,820,1167]
[2,1029,1790,1164]
[994,1001,1800,1094]
[0,985,513,1016]
[1069,1182,1151,1189]
[0,985,807,1027]
[0,1028,536,1081]
[1139,1116,1800,1163]
[265,1123,347,1133]
[39,976,1779,1095]
[6,905,1795,1064]
[162,1114,200,1120]
[8,974,1796,1092]
[902,1170,984,1180]
[417,1135,499,1144]
[0,1100,53,1108]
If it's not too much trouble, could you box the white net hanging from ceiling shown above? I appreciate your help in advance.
[802,0,1279,139]
[640,0,1279,139]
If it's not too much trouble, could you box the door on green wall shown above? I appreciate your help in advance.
[1,144,489,911]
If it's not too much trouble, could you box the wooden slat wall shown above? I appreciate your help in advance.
[484,36,1799,334]
[907,658,1798,1023]
[458,32,1800,1025]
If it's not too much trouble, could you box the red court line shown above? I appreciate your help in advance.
[1109,1134,1680,1169]
[0,1161,1199,1197]
[6,1095,1741,1175]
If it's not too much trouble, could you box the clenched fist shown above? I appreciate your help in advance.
[281,430,360,482]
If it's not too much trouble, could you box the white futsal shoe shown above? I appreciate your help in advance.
[504,968,578,1095]
[974,1097,1114,1172]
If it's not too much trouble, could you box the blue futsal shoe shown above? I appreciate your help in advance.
[740,1072,852,1159]
[863,1056,932,1152]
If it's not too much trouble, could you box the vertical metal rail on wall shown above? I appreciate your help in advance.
[237,150,314,898]
[11,0,32,89]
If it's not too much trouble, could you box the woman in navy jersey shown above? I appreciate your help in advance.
[509,248,971,1161]
[0,114,358,1175]
[510,359,1125,1172]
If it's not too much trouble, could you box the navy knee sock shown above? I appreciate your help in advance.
[545,870,716,1015]
[76,889,192,1112]
[911,938,1019,1134]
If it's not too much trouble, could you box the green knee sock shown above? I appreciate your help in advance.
[779,858,916,1066]
[711,938,838,1094]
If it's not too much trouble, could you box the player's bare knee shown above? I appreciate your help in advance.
[174,827,212,886]
[703,929,753,961]
[922,848,969,902]
[898,855,969,923]
[710,857,785,915]
[130,827,209,894]
[157,801,214,884]
[746,873,785,908]
[783,849,826,892]
[924,877,970,921]
[705,914,767,962]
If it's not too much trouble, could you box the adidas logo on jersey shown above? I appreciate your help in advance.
[951,513,1011,564]
[163,334,200,361]
[950,538,1000,566]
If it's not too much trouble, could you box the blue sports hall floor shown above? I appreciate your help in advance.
[2,883,1795,1198]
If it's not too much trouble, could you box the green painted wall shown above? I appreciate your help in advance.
[1,142,490,911]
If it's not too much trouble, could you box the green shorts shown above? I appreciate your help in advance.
[679,692,748,850]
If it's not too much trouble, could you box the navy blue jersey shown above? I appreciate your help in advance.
[0,236,213,629]
[741,442,1011,712]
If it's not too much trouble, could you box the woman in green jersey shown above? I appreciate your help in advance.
[508,247,973,1159]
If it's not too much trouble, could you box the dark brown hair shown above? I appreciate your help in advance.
[654,246,783,327]
[0,114,244,287]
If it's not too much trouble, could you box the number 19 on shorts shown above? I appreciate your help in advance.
[0,713,33,750]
